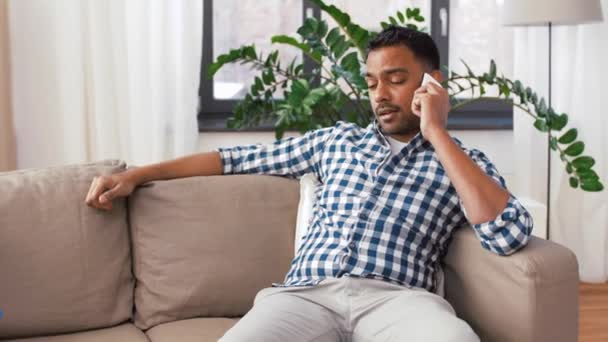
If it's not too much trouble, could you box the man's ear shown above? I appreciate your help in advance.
[430,70,443,83]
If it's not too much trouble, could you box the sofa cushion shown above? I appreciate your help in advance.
[2,323,149,342]
[129,175,298,330]
[0,160,134,339]
[146,318,239,342]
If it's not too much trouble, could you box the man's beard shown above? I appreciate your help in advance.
[374,104,421,135]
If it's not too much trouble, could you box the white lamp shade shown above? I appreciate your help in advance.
[502,0,604,26]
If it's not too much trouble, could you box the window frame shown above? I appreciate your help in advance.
[198,0,513,132]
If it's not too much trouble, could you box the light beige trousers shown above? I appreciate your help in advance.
[219,276,479,342]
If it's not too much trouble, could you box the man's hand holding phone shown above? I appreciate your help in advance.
[412,72,450,140]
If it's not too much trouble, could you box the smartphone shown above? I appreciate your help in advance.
[421,73,441,87]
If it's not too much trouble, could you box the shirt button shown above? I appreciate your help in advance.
[372,189,381,196]
[360,213,368,220]
[348,241,356,249]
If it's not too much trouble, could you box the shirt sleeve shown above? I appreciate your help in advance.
[215,125,335,179]
[458,148,534,256]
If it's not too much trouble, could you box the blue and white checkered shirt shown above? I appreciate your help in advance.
[217,120,533,292]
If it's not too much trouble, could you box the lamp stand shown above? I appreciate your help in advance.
[546,21,552,240]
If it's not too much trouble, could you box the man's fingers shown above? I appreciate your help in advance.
[99,186,118,204]
[425,82,443,94]
[86,177,104,205]
[91,180,108,204]
[100,201,113,211]
[87,177,114,208]
[85,177,97,204]
[414,86,428,95]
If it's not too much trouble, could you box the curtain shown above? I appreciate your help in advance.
[0,0,16,172]
[513,0,608,282]
[8,0,201,169]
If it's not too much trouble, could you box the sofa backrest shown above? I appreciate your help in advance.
[0,160,134,339]
[128,174,299,330]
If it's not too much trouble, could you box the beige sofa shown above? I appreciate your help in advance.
[0,160,579,342]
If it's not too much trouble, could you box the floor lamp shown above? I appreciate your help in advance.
[502,0,603,240]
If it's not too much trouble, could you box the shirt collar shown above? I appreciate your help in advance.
[370,118,430,154]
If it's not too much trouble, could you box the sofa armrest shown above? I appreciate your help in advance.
[443,227,579,342]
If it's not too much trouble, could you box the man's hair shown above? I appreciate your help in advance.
[366,25,440,71]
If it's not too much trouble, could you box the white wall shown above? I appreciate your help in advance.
[199,130,516,187]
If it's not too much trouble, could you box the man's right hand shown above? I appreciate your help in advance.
[85,172,137,211]
[84,152,223,211]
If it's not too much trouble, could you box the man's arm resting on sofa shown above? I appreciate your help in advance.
[85,152,223,210]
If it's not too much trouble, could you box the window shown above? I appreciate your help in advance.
[198,0,513,131]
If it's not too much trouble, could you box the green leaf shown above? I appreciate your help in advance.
[499,84,511,98]
[317,20,328,37]
[460,59,475,77]
[566,163,573,174]
[513,80,523,94]
[242,45,257,59]
[350,26,368,46]
[254,77,264,94]
[333,40,351,59]
[305,17,319,34]
[303,88,326,107]
[576,169,599,181]
[262,70,275,85]
[208,46,255,78]
[397,11,405,22]
[550,113,568,131]
[309,0,370,53]
[525,87,533,100]
[549,137,558,150]
[389,16,398,26]
[271,35,321,63]
[271,35,301,46]
[537,98,547,113]
[569,177,579,188]
[558,128,577,144]
[270,50,279,64]
[489,60,496,78]
[340,51,360,73]
[581,181,604,192]
[294,64,304,76]
[564,141,585,156]
[288,79,310,107]
[325,27,341,46]
[274,123,286,140]
[297,17,319,37]
[533,119,549,132]
[572,156,595,169]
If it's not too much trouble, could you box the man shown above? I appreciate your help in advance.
[86,26,532,341]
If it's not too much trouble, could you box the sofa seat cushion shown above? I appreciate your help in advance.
[2,323,149,342]
[0,160,134,339]
[146,318,239,342]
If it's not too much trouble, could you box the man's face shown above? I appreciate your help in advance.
[365,45,425,137]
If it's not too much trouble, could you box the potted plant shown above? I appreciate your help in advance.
[208,0,603,192]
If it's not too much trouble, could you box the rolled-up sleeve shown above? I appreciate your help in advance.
[215,125,334,179]
[460,148,534,256]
